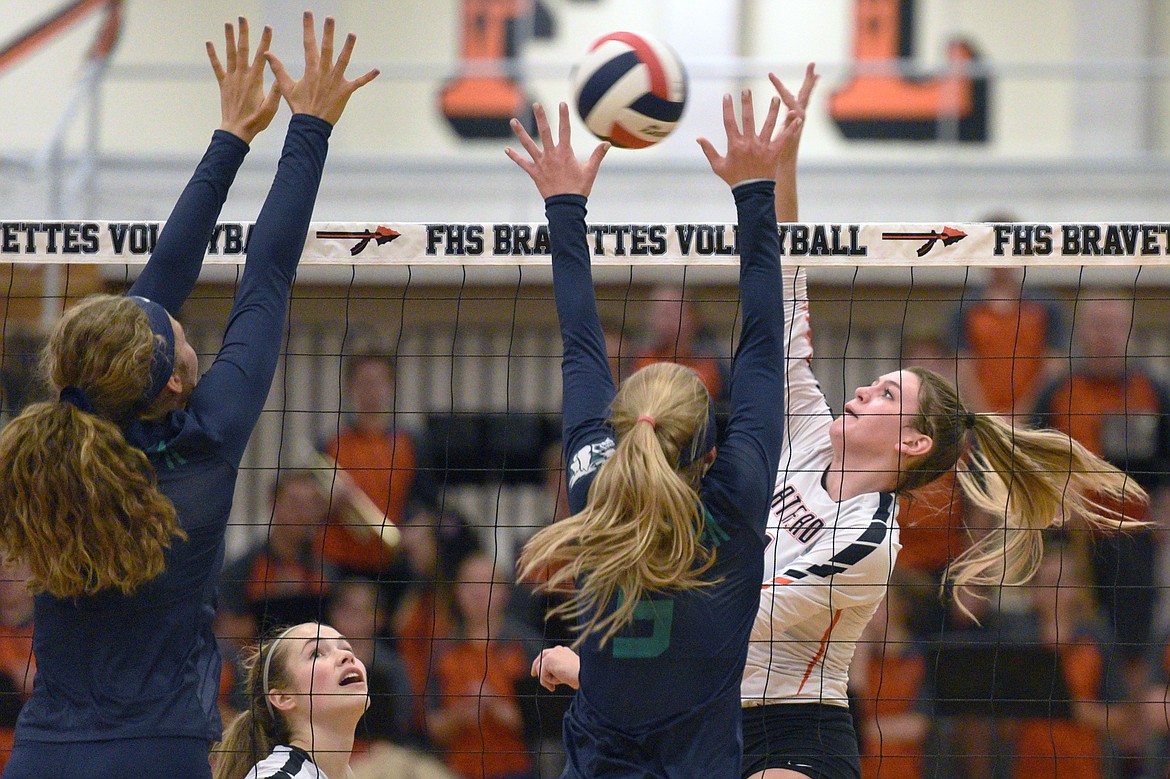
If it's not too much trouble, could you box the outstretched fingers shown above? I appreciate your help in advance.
[506,102,608,199]
[265,50,293,96]
[584,138,610,180]
[720,92,738,142]
[696,136,721,169]
[206,40,225,83]
[797,62,819,108]
[333,30,356,77]
[348,65,380,91]
[509,116,542,161]
[320,16,335,72]
[302,10,319,73]
[740,90,756,138]
[250,24,272,75]
[269,12,378,126]
[223,20,237,73]
[236,16,250,68]
[534,103,554,153]
[757,96,782,142]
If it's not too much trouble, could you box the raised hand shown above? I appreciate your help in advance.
[505,102,610,199]
[206,17,281,144]
[769,63,818,173]
[698,90,802,188]
[265,11,380,126]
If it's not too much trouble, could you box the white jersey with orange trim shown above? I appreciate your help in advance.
[740,266,901,708]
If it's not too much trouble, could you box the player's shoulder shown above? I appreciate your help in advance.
[248,745,323,779]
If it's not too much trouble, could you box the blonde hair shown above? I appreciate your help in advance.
[0,295,182,598]
[903,367,1146,613]
[213,627,299,779]
[517,362,715,648]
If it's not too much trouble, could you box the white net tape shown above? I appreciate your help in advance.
[3,220,1169,265]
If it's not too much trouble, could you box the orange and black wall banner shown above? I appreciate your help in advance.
[0,0,121,75]
[830,0,990,142]
[440,0,538,139]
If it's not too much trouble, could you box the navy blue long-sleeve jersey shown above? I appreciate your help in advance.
[548,180,785,779]
[15,115,330,745]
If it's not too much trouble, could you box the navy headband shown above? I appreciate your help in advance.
[677,395,717,469]
[127,296,176,406]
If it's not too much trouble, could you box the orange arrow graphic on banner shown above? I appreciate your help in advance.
[881,226,967,256]
[315,226,401,256]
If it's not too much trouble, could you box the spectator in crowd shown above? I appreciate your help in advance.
[602,324,626,386]
[950,248,1066,418]
[0,558,34,770]
[509,441,573,643]
[427,553,538,779]
[393,507,480,744]
[1032,292,1170,696]
[1011,544,1126,779]
[320,352,433,583]
[1140,627,1170,776]
[220,471,333,631]
[212,602,255,727]
[853,568,933,779]
[0,330,46,425]
[630,285,725,402]
[324,578,415,750]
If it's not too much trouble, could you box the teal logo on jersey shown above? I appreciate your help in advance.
[613,596,675,659]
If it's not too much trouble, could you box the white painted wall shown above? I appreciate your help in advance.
[0,0,1166,222]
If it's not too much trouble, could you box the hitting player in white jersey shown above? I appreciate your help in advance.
[742,261,900,711]
[738,260,899,778]
[740,65,1145,779]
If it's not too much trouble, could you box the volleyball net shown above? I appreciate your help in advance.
[2,221,1169,774]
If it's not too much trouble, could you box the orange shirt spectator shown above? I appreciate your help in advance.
[220,472,332,630]
[1031,297,1170,668]
[896,470,968,577]
[320,353,430,576]
[324,425,418,573]
[427,554,536,779]
[1011,549,1119,779]
[1011,637,1111,779]
[860,649,927,779]
[951,267,1065,417]
[630,351,722,401]
[631,285,725,400]
[394,509,481,745]
[0,559,35,771]
[855,571,931,779]
[431,640,534,779]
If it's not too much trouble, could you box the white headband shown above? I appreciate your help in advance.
[261,625,301,718]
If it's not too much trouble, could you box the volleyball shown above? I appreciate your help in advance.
[571,31,687,149]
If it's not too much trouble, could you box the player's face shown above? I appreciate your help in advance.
[830,369,923,462]
[349,360,394,416]
[280,623,369,718]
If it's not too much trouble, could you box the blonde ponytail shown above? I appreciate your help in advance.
[213,630,297,779]
[950,414,1144,594]
[901,367,1147,615]
[517,362,715,648]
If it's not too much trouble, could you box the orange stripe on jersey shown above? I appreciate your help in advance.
[796,609,843,695]
[761,576,793,589]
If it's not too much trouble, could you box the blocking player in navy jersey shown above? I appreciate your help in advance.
[0,14,376,778]
[508,93,794,778]
[213,623,370,779]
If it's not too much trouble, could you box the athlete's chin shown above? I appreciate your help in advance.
[828,416,845,442]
